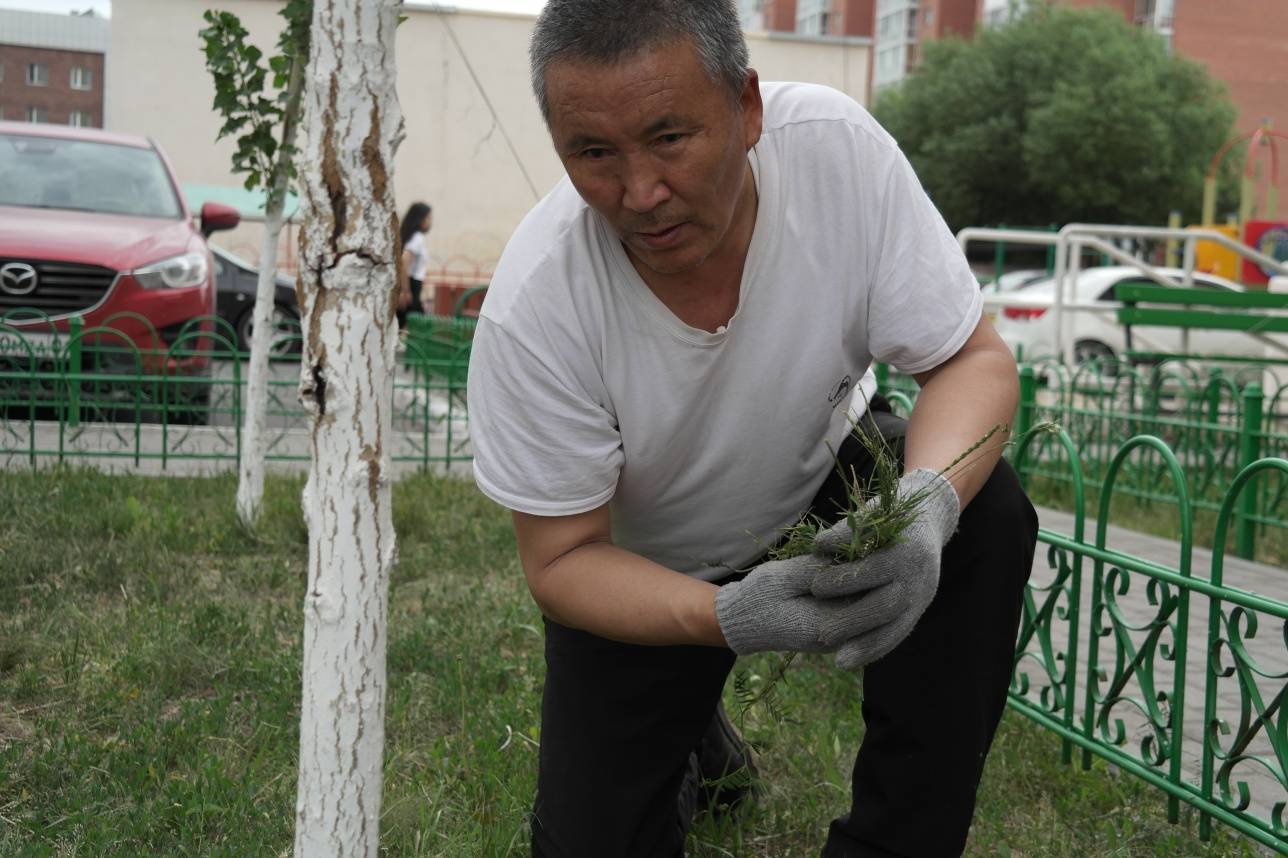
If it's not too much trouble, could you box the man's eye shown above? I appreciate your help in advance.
[581,147,611,160]
[657,133,684,145]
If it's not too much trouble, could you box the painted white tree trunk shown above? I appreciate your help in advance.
[236,50,306,528]
[292,0,403,854]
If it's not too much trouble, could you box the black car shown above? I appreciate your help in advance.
[212,245,301,356]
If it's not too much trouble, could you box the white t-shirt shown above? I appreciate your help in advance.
[405,231,430,281]
[467,82,981,580]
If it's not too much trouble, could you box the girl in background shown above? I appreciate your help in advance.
[398,202,433,328]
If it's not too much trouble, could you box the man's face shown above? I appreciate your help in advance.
[544,39,763,277]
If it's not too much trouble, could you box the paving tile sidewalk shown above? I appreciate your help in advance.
[1019,505,1288,843]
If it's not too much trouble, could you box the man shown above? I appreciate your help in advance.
[466,1,1038,855]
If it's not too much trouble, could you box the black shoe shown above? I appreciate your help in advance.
[676,749,703,841]
[695,702,758,817]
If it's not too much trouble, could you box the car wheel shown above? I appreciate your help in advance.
[235,308,254,355]
[1074,339,1119,376]
[237,304,302,357]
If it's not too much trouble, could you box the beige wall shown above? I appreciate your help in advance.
[109,0,870,271]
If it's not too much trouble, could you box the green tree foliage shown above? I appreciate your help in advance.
[874,6,1239,230]
[198,0,311,198]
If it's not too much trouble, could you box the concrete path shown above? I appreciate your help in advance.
[1021,505,1288,842]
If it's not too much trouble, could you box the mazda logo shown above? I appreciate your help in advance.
[0,262,38,297]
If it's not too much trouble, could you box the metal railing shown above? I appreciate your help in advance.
[879,359,1288,558]
[0,314,473,472]
[960,224,1288,365]
[1006,426,1288,854]
[880,362,1288,850]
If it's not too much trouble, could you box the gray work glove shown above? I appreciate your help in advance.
[715,554,834,656]
[811,468,960,670]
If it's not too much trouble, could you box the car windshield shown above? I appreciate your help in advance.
[0,133,182,218]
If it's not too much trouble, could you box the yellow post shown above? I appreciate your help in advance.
[1166,210,1181,267]
[1202,176,1217,226]
[1240,176,1255,227]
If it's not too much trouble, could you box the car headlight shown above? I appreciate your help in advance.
[132,251,209,289]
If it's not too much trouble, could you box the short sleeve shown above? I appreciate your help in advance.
[467,317,623,515]
[404,232,423,258]
[404,232,427,274]
[864,143,982,375]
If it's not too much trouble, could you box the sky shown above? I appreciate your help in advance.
[0,0,549,17]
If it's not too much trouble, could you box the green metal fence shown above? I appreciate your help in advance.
[1006,427,1288,854]
[878,358,1288,560]
[0,314,473,471]
[880,361,1288,851]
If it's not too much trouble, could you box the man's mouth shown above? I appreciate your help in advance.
[636,222,687,250]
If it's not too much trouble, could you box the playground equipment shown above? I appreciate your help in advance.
[1202,121,1283,228]
[1193,122,1288,287]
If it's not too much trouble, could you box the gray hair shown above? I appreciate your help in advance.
[530,0,750,124]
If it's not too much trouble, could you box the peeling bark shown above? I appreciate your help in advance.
[292,0,403,855]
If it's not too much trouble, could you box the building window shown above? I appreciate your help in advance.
[26,63,49,86]
[27,106,48,123]
[71,67,93,90]
[69,110,93,127]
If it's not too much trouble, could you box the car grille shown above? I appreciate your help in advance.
[0,258,117,317]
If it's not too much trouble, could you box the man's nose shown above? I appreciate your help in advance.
[620,156,671,213]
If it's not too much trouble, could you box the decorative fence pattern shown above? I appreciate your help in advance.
[0,314,472,472]
[881,360,1288,852]
[879,358,1288,559]
[1007,428,1288,854]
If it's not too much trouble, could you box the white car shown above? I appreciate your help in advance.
[989,266,1284,365]
[981,268,1051,295]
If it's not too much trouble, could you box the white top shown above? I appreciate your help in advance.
[467,82,982,580]
[404,231,430,281]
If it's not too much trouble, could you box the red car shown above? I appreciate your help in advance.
[0,122,240,415]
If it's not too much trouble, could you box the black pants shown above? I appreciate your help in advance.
[531,406,1038,857]
[396,277,425,328]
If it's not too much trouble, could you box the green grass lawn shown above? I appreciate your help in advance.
[0,469,1269,856]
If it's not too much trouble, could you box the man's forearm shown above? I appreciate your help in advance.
[530,542,727,648]
[905,336,1018,509]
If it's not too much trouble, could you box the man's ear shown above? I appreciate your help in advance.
[739,69,764,151]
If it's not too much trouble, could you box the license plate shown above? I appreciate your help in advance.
[0,330,66,358]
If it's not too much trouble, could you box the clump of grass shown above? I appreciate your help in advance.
[737,418,1061,724]
[776,421,1007,565]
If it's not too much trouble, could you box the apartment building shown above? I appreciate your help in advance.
[873,0,976,90]
[741,0,803,32]
[0,8,109,127]
[743,0,875,36]
[799,0,877,36]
